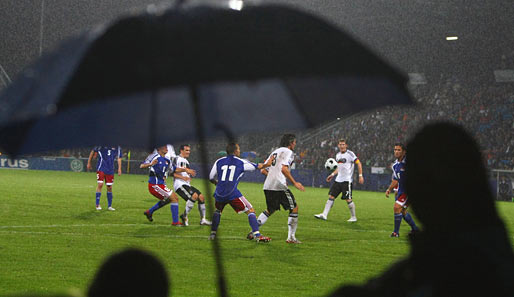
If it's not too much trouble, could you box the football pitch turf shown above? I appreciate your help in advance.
[1,169,513,297]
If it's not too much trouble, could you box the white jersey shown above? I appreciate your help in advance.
[173,155,191,190]
[263,147,295,191]
[335,150,358,183]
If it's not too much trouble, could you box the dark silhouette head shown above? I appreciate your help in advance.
[88,248,169,297]
[406,122,500,232]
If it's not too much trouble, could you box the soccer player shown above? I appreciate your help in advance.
[314,139,364,222]
[151,144,181,223]
[174,144,211,226]
[385,143,419,237]
[141,145,194,225]
[87,146,122,211]
[254,134,305,244]
[208,142,274,242]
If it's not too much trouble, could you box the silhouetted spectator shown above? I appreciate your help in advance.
[88,248,170,297]
[328,122,514,297]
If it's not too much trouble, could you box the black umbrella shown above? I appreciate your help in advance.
[0,1,413,296]
[0,1,411,155]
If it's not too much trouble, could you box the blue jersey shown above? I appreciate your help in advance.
[93,146,122,175]
[209,155,258,202]
[392,156,407,196]
[142,153,175,185]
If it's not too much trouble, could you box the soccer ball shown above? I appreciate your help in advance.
[324,158,338,171]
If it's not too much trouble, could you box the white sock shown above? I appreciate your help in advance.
[198,202,206,218]
[257,212,269,226]
[348,201,356,218]
[185,200,195,216]
[322,199,334,217]
[287,214,298,239]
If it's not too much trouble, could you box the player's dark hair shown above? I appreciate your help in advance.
[338,139,346,144]
[226,142,238,155]
[179,144,190,151]
[394,143,406,151]
[280,134,296,147]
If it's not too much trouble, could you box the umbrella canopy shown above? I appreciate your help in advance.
[0,1,412,156]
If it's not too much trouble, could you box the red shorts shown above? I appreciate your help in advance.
[148,184,172,200]
[97,171,114,185]
[395,193,409,207]
[215,196,253,214]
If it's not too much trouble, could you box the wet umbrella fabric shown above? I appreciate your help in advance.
[0,2,412,155]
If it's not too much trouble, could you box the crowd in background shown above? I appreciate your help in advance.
[285,81,513,172]
[43,81,513,174]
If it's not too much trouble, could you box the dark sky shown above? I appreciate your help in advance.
[1,0,513,88]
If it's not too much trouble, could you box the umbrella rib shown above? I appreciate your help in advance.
[190,85,229,297]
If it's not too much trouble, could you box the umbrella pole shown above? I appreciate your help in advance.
[190,85,229,297]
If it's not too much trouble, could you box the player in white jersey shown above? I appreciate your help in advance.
[253,134,305,244]
[173,144,211,226]
[315,139,364,222]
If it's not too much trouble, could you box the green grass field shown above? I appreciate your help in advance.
[1,169,513,297]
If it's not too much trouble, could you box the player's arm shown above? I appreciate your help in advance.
[173,172,191,182]
[175,167,196,177]
[140,158,158,169]
[246,155,276,172]
[282,165,305,191]
[117,157,122,176]
[385,179,399,198]
[260,154,273,176]
[258,154,275,169]
[356,159,364,184]
[209,162,218,185]
[86,150,95,171]
[326,168,338,182]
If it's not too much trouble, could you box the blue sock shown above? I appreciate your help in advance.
[394,213,403,234]
[248,213,261,236]
[211,211,221,232]
[403,213,419,230]
[171,203,179,223]
[95,192,101,206]
[107,192,113,207]
[149,201,162,214]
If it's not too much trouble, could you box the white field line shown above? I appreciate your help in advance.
[0,223,389,233]
[0,230,403,244]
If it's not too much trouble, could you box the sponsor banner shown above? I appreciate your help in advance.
[371,167,386,174]
[0,156,86,172]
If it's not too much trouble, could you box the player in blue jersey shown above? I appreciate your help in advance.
[208,142,275,242]
[385,143,419,237]
[87,146,122,211]
[141,145,195,224]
